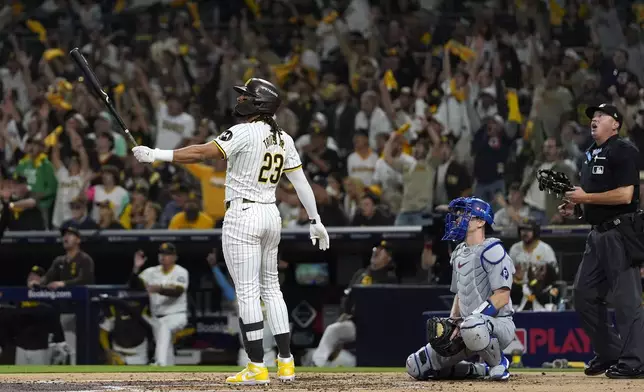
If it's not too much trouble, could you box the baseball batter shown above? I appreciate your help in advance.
[406,197,516,381]
[132,78,330,385]
[129,243,188,366]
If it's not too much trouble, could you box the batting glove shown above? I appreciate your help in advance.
[132,146,156,163]
[309,217,330,251]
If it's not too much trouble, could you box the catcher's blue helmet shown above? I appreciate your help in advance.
[442,197,494,242]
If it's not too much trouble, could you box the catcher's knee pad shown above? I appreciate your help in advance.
[406,345,434,381]
[460,314,492,352]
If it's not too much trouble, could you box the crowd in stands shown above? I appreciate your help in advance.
[1,0,644,233]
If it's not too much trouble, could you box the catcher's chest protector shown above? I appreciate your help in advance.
[451,238,514,317]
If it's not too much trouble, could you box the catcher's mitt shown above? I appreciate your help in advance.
[536,169,583,218]
[426,317,465,357]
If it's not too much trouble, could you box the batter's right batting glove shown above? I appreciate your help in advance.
[309,217,330,250]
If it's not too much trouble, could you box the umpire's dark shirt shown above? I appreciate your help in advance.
[41,251,95,286]
[581,135,640,225]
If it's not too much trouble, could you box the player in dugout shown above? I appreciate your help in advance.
[99,296,153,365]
[31,226,96,365]
[0,266,68,365]
[311,240,398,367]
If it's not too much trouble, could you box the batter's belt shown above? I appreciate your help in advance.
[225,198,255,210]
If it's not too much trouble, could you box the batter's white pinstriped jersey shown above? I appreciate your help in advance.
[212,122,301,203]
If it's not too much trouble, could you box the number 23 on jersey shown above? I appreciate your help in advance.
[258,152,284,184]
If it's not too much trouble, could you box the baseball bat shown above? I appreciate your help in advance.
[69,48,138,147]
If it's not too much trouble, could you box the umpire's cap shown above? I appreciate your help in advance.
[585,103,623,127]
[30,265,46,276]
[233,78,282,115]
[159,242,177,255]
[60,226,81,238]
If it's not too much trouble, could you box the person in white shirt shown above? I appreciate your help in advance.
[493,183,533,233]
[91,166,129,222]
[50,135,90,228]
[354,90,393,149]
[373,133,416,213]
[346,129,378,186]
[130,243,188,366]
[155,94,196,150]
[508,219,558,284]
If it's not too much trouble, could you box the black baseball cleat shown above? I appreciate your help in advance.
[584,357,617,376]
[605,363,644,379]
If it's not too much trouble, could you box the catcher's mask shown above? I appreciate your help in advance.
[233,78,282,117]
[442,197,494,242]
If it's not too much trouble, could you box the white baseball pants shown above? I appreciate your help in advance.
[113,340,149,365]
[15,347,51,365]
[151,312,187,366]
[222,200,290,342]
[312,320,356,367]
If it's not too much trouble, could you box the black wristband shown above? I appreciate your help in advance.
[309,219,317,224]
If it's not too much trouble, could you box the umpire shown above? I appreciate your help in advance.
[561,103,644,379]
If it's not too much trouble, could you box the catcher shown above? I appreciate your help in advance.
[406,197,515,381]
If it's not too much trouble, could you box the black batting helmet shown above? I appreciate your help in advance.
[517,218,540,239]
[233,78,282,116]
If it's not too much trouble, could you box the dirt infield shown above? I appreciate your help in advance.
[0,372,644,392]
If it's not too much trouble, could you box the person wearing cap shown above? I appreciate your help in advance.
[36,226,95,365]
[160,183,190,227]
[561,103,644,378]
[120,183,150,230]
[301,124,342,182]
[10,266,68,365]
[1,174,45,231]
[311,239,397,368]
[168,191,214,230]
[355,90,394,149]
[130,243,188,366]
[96,200,125,229]
[294,112,340,155]
[14,135,57,228]
[60,197,99,231]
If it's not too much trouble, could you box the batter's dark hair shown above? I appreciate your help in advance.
[253,114,284,146]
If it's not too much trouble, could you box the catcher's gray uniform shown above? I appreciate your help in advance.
[406,238,516,380]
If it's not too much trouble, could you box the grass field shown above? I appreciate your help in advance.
[0,365,582,373]
[0,366,639,392]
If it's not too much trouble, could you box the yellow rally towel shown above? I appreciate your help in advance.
[44,126,64,148]
[634,4,644,23]
[187,2,201,29]
[244,0,261,18]
[323,10,339,24]
[271,56,299,86]
[43,48,65,62]
[445,40,476,63]
[113,84,125,96]
[506,90,522,123]
[26,19,47,43]
[114,0,126,13]
[524,120,534,141]
[449,79,466,102]
[548,0,566,26]
[12,2,24,15]
[420,32,432,47]
[383,69,398,91]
